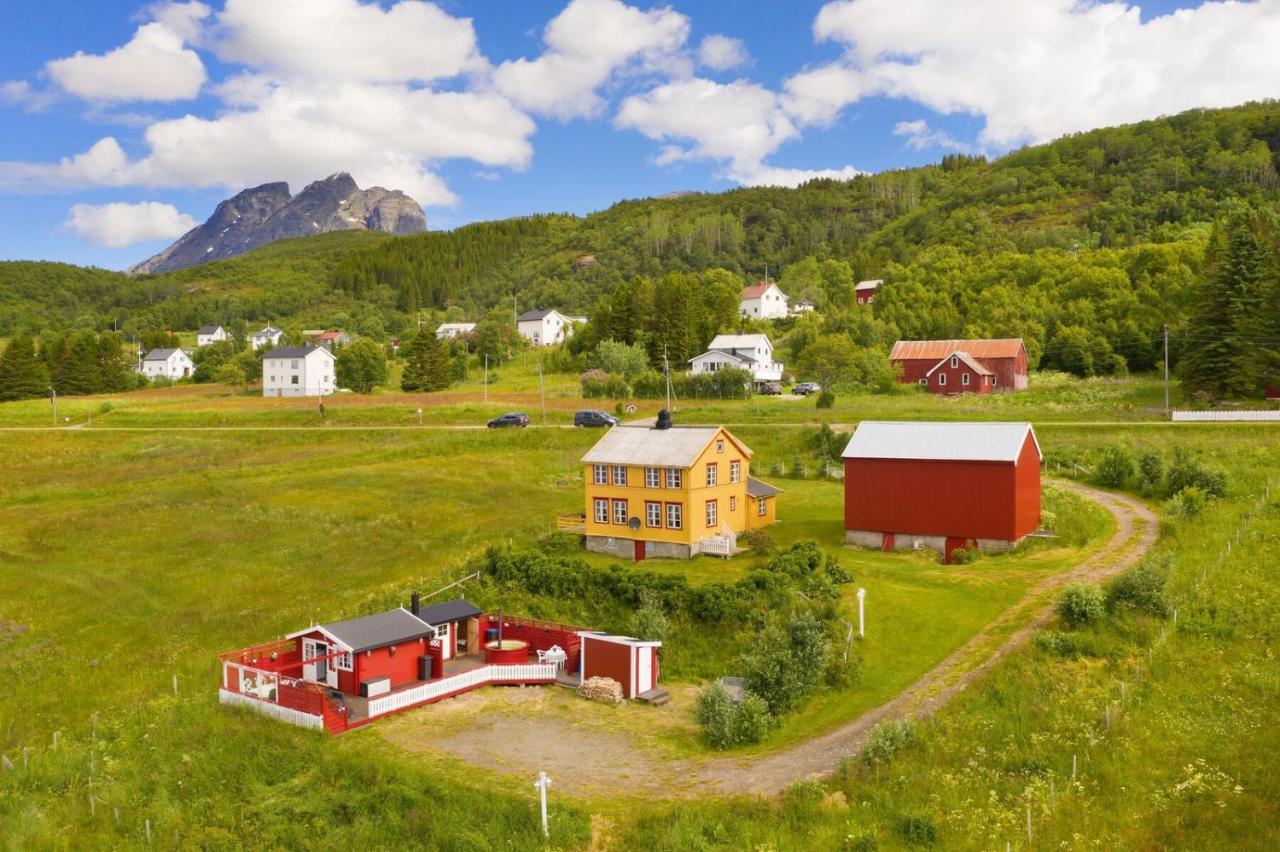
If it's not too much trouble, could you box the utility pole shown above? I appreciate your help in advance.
[663,345,672,412]
[1163,324,1170,413]
[537,361,546,425]
[49,387,57,426]
[483,354,489,404]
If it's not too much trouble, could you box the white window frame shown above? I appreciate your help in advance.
[939,373,947,386]
[666,503,682,530]
[962,373,970,386]
[593,464,608,485]
[730,460,741,483]
[594,498,609,524]
[611,465,627,487]
[729,496,736,512]
[950,355,958,368]
[757,497,768,517]
[706,464,718,487]
[665,468,682,489]
[336,651,353,672]
[705,499,717,528]
[612,499,628,525]
[716,439,725,454]
[646,501,661,527]
[644,467,660,488]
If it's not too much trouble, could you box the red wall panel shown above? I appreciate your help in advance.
[844,434,1040,542]
[353,637,429,689]
[582,638,634,697]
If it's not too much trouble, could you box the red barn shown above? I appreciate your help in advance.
[890,339,1029,391]
[842,421,1042,560]
[923,351,994,395]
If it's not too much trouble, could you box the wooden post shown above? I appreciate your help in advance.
[145,819,152,844]
[533,771,552,839]
[1072,753,1076,783]
[172,674,178,695]
[856,588,866,639]
[1026,804,1032,843]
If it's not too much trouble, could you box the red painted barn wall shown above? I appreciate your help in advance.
[352,637,429,690]
[843,434,1040,542]
[926,359,993,395]
[582,637,634,697]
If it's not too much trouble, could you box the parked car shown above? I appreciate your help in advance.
[792,382,822,396]
[574,409,619,428]
[758,382,783,395]
[487,412,530,428]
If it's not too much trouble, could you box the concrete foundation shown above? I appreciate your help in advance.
[845,529,1023,556]
[585,535,693,560]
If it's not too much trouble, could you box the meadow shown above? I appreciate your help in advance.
[0,376,1276,849]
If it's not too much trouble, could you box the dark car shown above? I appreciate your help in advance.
[792,382,822,396]
[487,412,530,429]
[758,382,783,396]
[574,409,619,428]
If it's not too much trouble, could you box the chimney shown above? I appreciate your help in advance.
[410,592,420,616]
[656,409,672,430]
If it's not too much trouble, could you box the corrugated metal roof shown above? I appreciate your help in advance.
[143,348,182,360]
[263,343,332,359]
[708,333,771,351]
[842,421,1041,463]
[319,608,435,653]
[518,309,555,321]
[924,351,993,377]
[581,425,751,467]
[740,282,771,299]
[197,325,222,334]
[855,279,882,291]
[889,339,1025,360]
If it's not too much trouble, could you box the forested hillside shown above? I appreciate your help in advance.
[2,101,1278,389]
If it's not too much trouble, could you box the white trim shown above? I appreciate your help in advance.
[576,631,662,648]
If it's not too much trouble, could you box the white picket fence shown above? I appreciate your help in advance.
[699,537,733,556]
[1172,410,1280,422]
[219,688,324,730]
[365,663,557,718]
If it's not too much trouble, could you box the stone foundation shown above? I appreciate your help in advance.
[585,535,693,560]
[845,530,1023,556]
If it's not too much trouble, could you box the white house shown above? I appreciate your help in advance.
[196,325,229,347]
[262,343,336,398]
[517,309,573,346]
[139,348,194,380]
[250,326,283,350]
[855,279,882,305]
[739,282,789,320]
[436,322,476,340]
[689,334,784,388]
[790,298,816,315]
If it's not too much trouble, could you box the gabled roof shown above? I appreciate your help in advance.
[708,333,772,351]
[925,351,993,377]
[855,279,882,292]
[842,421,1041,463]
[263,343,334,360]
[197,325,223,334]
[143,348,186,361]
[254,326,282,336]
[518,309,559,322]
[689,349,749,365]
[415,598,482,626]
[740,282,772,299]
[889,339,1025,361]
[582,425,752,467]
[746,476,783,498]
[316,330,347,340]
[437,322,476,331]
[302,608,437,654]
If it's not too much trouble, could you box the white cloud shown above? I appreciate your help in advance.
[809,0,1280,148]
[698,34,749,71]
[212,0,486,83]
[45,15,209,102]
[0,80,58,111]
[146,1,212,42]
[494,0,690,119]
[0,138,136,191]
[615,76,862,186]
[892,118,968,152]
[782,62,865,126]
[64,201,197,248]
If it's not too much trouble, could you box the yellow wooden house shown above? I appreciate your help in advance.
[560,417,781,560]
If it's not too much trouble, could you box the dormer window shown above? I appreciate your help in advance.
[950,355,958,368]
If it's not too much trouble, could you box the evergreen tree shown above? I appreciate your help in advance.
[97,332,131,393]
[55,331,103,395]
[0,335,51,401]
[400,330,432,392]
[423,333,453,391]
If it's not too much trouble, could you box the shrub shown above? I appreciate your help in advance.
[580,368,609,398]
[790,456,807,479]
[739,528,775,554]
[1096,444,1135,488]
[689,582,744,622]
[1106,555,1172,617]
[815,388,835,408]
[1034,630,1095,658]
[1136,449,1165,494]
[1167,448,1228,498]
[695,684,772,748]
[536,532,580,555]
[96,401,114,415]
[843,830,879,851]
[1056,583,1104,627]
[862,719,916,768]
[631,589,669,643]
[948,544,979,564]
[896,814,937,846]
[1165,486,1207,519]
[742,611,831,715]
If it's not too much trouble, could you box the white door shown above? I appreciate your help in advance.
[637,648,653,694]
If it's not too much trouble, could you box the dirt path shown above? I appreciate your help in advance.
[407,482,1157,798]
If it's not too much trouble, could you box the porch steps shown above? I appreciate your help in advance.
[636,687,669,705]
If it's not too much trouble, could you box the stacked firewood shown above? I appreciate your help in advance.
[576,676,624,705]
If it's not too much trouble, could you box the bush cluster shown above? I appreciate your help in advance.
[581,366,754,400]
[1056,583,1105,627]
[741,611,832,715]
[1106,555,1172,617]
[862,719,916,768]
[1093,444,1228,500]
[694,684,773,748]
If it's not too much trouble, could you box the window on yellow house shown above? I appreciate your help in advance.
[730,460,740,483]
[757,497,767,517]
[706,499,717,527]
[645,467,660,487]
[612,499,628,524]
[706,463,717,487]
[612,466,627,486]
[666,503,682,529]
[729,496,736,512]
[665,468,682,488]
[593,464,608,485]
[594,498,609,523]
[645,501,661,527]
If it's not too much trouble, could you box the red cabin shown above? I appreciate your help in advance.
[578,632,664,700]
[890,339,1029,391]
[842,421,1042,561]
[923,351,994,395]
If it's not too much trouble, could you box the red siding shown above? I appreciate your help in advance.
[582,637,634,697]
[353,637,429,690]
[924,358,994,395]
[843,433,1041,542]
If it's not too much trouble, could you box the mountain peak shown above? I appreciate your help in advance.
[128,174,426,275]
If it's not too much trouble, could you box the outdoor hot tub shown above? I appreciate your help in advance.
[484,639,529,665]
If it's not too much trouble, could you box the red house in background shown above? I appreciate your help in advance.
[842,421,1042,561]
[924,351,994,395]
[890,339,1029,392]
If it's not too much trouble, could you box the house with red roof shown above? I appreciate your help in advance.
[890,338,1029,392]
[739,281,790,320]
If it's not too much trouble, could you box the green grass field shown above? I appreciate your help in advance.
[1,375,1277,849]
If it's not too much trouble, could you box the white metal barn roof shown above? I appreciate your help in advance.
[582,425,751,467]
[707,334,772,351]
[841,421,1041,463]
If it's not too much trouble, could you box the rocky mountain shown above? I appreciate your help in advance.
[129,173,426,275]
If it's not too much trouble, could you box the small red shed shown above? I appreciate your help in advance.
[842,421,1041,560]
[577,632,661,699]
[890,339,1029,391]
[923,351,994,395]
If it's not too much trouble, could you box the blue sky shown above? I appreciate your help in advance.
[0,0,1268,269]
